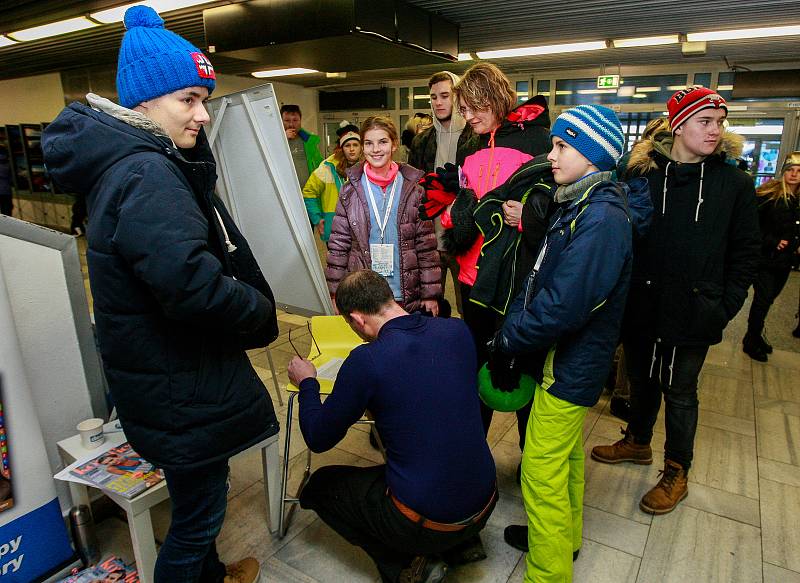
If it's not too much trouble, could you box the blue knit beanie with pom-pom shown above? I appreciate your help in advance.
[116,5,216,108]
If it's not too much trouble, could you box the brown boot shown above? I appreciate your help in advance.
[224,557,261,583]
[640,460,688,515]
[591,428,653,465]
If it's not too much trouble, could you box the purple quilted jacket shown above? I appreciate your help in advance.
[325,162,441,311]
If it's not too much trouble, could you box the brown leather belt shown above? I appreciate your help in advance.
[388,487,497,533]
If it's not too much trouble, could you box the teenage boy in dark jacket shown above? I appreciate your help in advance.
[591,86,760,515]
[492,105,652,583]
[43,7,278,583]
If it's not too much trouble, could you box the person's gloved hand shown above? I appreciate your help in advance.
[420,162,460,193]
[486,333,521,392]
[487,352,521,392]
[418,163,460,220]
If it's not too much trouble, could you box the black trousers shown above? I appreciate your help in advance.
[299,465,494,583]
[625,341,709,470]
[747,266,792,337]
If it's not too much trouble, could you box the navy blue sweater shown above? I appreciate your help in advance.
[299,313,496,523]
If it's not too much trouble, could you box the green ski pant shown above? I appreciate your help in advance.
[521,386,588,583]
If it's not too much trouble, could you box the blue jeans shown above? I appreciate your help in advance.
[625,341,709,470]
[154,460,230,583]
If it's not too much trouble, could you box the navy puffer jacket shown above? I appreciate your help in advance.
[498,175,652,407]
[42,95,279,470]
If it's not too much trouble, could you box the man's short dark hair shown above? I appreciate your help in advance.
[280,104,302,116]
[335,270,393,317]
[428,71,453,89]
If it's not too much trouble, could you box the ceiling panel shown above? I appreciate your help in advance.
[1,0,800,85]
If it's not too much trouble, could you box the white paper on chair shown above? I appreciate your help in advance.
[317,358,345,381]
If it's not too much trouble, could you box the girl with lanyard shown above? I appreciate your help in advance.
[326,116,441,314]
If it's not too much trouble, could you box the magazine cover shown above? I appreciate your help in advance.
[0,395,13,513]
[69,443,163,500]
[58,555,139,582]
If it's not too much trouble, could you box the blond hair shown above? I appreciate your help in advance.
[453,63,516,120]
[757,174,799,204]
[360,116,399,145]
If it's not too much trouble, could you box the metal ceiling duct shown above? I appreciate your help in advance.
[203,0,459,73]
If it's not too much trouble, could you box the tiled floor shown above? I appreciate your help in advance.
[78,233,800,583]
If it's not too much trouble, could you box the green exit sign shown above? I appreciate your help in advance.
[597,75,620,89]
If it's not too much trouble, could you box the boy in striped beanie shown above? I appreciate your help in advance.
[492,104,653,582]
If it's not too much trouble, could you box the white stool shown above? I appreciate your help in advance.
[58,422,280,583]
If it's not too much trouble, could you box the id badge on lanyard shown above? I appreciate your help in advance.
[366,177,398,277]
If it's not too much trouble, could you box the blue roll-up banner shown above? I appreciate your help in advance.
[0,267,75,582]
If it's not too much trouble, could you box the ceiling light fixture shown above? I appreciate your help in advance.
[636,86,662,92]
[612,35,679,48]
[0,36,18,48]
[91,0,219,24]
[457,53,473,61]
[687,25,800,42]
[476,40,606,59]
[251,68,319,78]
[633,93,648,98]
[717,84,734,91]
[9,17,97,42]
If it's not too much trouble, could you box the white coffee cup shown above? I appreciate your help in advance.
[77,418,105,449]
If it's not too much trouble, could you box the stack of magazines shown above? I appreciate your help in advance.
[58,442,164,500]
[58,555,138,582]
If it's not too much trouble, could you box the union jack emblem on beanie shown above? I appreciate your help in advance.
[667,86,726,133]
[116,5,216,109]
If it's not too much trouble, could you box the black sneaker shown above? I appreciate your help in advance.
[742,334,768,362]
[758,334,773,354]
[398,556,447,583]
[503,525,579,561]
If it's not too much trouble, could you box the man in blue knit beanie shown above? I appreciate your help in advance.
[43,6,279,583]
[489,105,653,582]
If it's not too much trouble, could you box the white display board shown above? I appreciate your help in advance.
[0,216,106,510]
[207,84,334,316]
[0,266,77,581]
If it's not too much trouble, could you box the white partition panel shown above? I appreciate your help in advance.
[0,216,106,510]
[207,83,333,317]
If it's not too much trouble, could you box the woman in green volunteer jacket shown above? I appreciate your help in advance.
[303,123,362,244]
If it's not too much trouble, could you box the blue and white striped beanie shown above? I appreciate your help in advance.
[550,105,625,171]
[116,6,216,109]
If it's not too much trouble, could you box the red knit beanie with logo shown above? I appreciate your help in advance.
[667,86,727,132]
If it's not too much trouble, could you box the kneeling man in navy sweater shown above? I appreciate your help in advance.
[288,269,497,583]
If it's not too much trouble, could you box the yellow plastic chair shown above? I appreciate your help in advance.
[279,315,371,537]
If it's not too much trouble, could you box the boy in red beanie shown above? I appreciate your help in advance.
[591,86,760,514]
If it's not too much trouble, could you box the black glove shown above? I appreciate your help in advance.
[487,351,521,393]
[421,162,459,193]
[485,333,521,392]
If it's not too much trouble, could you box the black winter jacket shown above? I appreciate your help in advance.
[42,95,279,470]
[754,188,800,271]
[620,131,760,346]
[471,155,555,314]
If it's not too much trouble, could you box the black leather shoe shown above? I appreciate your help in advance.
[503,525,579,560]
[503,525,528,552]
[758,334,773,354]
[743,334,768,362]
[609,396,632,423]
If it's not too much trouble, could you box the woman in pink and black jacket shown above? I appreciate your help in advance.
[443,63,552,445]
